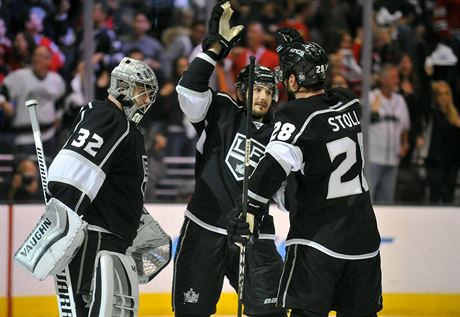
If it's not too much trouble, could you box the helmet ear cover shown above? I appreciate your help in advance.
[278,42,328,89]
[235,65,279,102]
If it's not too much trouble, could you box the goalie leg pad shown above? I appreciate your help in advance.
[89,251,139,317]
[13,197,88,280]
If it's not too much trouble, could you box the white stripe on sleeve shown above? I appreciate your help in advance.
[48,149,106,201]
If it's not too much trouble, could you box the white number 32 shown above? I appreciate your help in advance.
[71,128,104,157]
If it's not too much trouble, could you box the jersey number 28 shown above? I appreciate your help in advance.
[326,132,369,199]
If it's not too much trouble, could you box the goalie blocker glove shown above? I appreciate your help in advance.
[202,1,244,60]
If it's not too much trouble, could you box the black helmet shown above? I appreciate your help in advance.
[276,41,328,89]
[235,65,279,102]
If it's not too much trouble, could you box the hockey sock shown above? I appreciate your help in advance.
[175,314,210,317]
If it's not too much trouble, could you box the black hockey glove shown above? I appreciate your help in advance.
[226,198,263,246]
[274,28,304,54]
[202,1,244,60]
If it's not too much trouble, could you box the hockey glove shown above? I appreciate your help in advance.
[226,198,263,246]
[202,1,244,60]
[274,28,304,54]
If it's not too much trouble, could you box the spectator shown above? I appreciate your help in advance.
[2,45,66,158]
[8,32,36,71]
[162,18,206,79]
[0,17,12,84]
[90,2,123,99]
[228,21,279,82]
[24,6,65,71]
[368,64,411,203]
[425,81,460,204]
[329,72,349,89]
[398,53,426,165]
[152,56,195,157]
[120,11,165,75]
[6,157,41,202]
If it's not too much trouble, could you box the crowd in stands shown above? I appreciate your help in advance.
[0,0,458,205]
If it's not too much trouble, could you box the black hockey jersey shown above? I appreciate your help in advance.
[177,52,275,233]
[48,99,147,245]
[249,88,381,258]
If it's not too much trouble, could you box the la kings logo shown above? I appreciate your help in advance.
[225,133,265,181]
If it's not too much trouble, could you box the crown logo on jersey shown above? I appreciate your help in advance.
[184,288,199,303]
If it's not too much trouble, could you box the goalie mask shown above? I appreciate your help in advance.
[108,57,159,124]
[235,65,279,102]
[275,41,328,89]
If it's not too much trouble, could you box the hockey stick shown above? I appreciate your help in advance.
[26,100,78,317]
[237,56,256,317]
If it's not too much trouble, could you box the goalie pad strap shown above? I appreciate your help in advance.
[13,198,88,280]
[89,251,139,317]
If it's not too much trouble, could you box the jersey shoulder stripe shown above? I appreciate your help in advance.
[292,98,359,144]
[216,92,242,109]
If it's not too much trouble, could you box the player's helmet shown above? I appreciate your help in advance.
[275,41,328,89]
[235,65,279,102]
[108,57,159,124]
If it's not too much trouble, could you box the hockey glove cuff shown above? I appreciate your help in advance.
[226,197,265,246]
[202,1,244,60]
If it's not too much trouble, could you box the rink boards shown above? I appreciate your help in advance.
[1,204,459,316]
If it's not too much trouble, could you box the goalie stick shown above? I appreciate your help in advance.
[25,99,78,317]
[237,55,256,317]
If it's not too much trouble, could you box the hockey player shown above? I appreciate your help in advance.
[227,30,383,317]
[172,2,286,317]
[16,57,161,316]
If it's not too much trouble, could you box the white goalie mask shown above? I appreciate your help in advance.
[108,57,159,124]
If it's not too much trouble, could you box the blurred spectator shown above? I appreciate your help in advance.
[277,1,311,41]
[328,72,349,89]
[424,81,460,204]
[144,126,167,202]
[51,0,78,80]
[8,32,37,71]
[398,53,426,165]
[60,61,86,142]
[90,2,123,100]
[2,46,66,158]
[152,56,196,157]
[432,0,460,41]
[120,11,165,75]
[5,157,41,202]
[372,26,402,83]
[368,64,411,203]
[228,21,278,82]
[24,6,65,72]
[338,30,362,95]
[424,34,459,110]
[162,18,206,79]
[0,17,12,84]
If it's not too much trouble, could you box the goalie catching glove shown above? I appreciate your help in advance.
[126,208,172,284]
[202,1,244,60]
[226,197,266,246]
